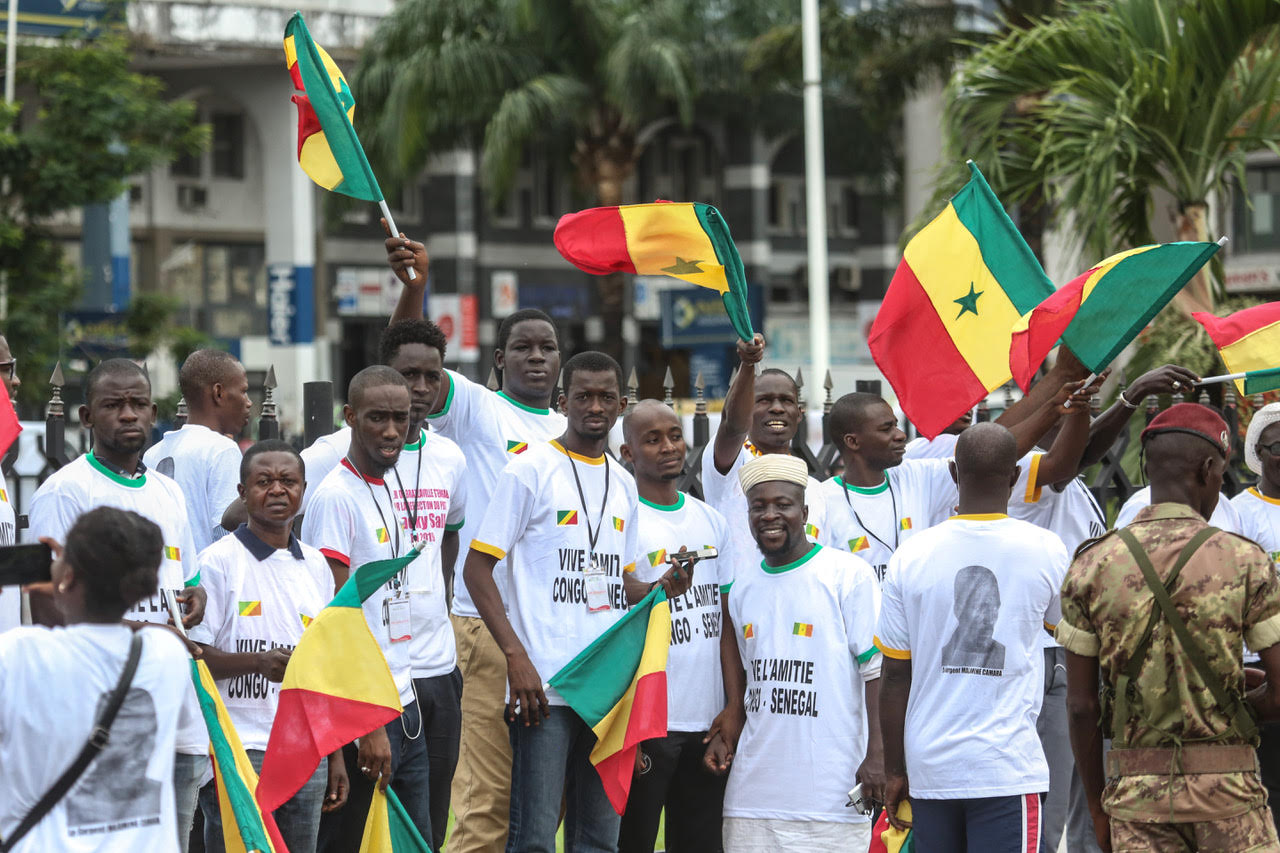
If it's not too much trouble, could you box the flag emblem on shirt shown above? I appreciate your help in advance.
[506,440,529,455]
[793,622,814,637]
[239,601,263,617]
[849,536,870,552]
[647,549,667,568]
[376,527,389,543]
[164,545,181,561]
[0,489,8,503]
[613,516,625,532]
[743,623,754,639]
[300,613,313,629]
[557,510,579,526]
[805,523,820,538]
[899,518,912,531]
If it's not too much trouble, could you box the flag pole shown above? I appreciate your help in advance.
[801,0,830,384]
[1196,371,1248,386]
[379,199,416,281]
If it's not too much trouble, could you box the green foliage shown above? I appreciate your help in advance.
[0,35,206,415]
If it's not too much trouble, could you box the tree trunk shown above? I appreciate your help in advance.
[1172,201,1216,316]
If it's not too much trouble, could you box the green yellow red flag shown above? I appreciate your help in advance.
[553,201,754,341]
[359,787,431,853]
[1193,302,1280,394]
[547,586,671,813]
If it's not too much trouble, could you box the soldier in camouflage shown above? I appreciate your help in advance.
[1057,403,1280,852]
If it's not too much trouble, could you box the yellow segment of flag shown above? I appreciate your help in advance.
[618,204,729,294]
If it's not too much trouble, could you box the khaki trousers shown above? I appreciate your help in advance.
[449,614,513,853]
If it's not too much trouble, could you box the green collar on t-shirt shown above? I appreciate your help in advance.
[87,450,147,488]
[639,493,686,512]
[834,474,889,495]
[496,390,551,415]
[404,429,426,452]
[761,542,822,574]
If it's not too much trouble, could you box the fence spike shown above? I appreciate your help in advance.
[662,367,674,407]
[486,367,500,391]
[175,396,188,427]
[795,366,806,408]
[257,366,279,439]
[48,362,65,419]
[694,372,706,414]
[823,369,834,415]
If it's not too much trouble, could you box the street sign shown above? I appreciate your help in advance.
[2,0,117,38]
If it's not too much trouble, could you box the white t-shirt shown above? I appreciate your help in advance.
[0,624,188,853]
[302,459,431,704]
[393,429,466,678]
[724,544,881,823]
[471,440,639,705]
[1233,488,1280,562]
[876,515,1067,799]
[300,426,351,514]
[632,492,731,732]
[188,527,331,750]
[143,423,242,552]
[0,480,20,633]
[903,433,958,460]
[820,459,958,583]
[699,443,826,587]
[1115,485,1242,532]
[28,453,207,755]
[428,371,566,619]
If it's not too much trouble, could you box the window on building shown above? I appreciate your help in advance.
[171,150,201,179]
[1234,163,1280,254]
[211,113,245,179]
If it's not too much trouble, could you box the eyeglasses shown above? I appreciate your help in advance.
[0,359,16,381]
[1260,441,1280,458]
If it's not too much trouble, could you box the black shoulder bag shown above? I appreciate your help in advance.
[0,630,144,852]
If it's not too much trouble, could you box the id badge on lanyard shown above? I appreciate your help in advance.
[387,591,412,643]
[585,552,611,613]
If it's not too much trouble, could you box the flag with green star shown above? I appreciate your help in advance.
[284,12,384,202]
[553,201,755,341]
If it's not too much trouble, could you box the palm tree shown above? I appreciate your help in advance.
[935,0,1280,312]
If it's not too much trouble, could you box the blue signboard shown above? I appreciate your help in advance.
[2,0,117,37]
[267,263,314,345]
[660,286,764,348]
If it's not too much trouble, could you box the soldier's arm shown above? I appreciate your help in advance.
[1249,644,1280,722]
[1065,651,1110,848]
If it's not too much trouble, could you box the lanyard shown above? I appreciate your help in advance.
[566,453,611,556]
[842,476,900,554]
[348,455,402,560]
[393,436,424,540]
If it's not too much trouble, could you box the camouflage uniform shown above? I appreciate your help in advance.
[1057,502,1280,852]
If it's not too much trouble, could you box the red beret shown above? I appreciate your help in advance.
[1140,403,1230,456]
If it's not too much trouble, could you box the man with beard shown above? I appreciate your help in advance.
[701,334,826,590]
[303,366,456,849]
[704,453,881,852]
[617,399,728,853]
[464,351,638,852]
[144,349,253,550]
[28,357,208,852]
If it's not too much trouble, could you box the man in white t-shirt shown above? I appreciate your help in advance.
[701,334,825,592]
[144,349,252,551]
[617,400,729,853]
[463,351,638,852]
[302,366,457,850]
[877,422,1068,852]
[0,506,190,853]
[191,440,347,853]
[702,453,881,852]
[0,333,22,633]
[27,358,209,853]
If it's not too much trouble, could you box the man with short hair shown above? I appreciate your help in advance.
[618,400,729,853]
[28,357,209,852]
[144,349,252,550]
[702,334,826,590]
[704,453,881,851]
[464,351,638,852]
[191,439,348,852]
[1060,403,1280,851]
[877,422,1069,852]
[303,366,458,849]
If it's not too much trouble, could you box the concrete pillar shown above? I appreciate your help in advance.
[902,79,945,228]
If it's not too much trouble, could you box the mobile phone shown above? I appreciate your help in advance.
[670,546,718,563]
[0,543,52,587]
[846,782,872,815]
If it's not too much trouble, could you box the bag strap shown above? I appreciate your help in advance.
[1115,526,1258,744]
[0,630,144,853]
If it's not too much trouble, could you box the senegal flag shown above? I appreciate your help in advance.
[868,162,1054,438]
[1194,302,1280,394]
[1010,241,1222,389]
[359,787,431,852]
[548,586,672,813]
[283,12,383,202]
[190,659,286,853]
[256,552,411,812]
[553,201,754,341]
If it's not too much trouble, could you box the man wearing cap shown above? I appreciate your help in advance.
[1059,403,1280,851]
[704,454,881,851]
[1235,401,1280,834]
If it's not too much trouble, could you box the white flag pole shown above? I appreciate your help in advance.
[380,199,416,281]
[1196,371,1248,386]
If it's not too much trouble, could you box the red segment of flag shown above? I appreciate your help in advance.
[291,94,323,160]
[1009,268,1092,391]
[0,393,21,461]
[553,207,637,275]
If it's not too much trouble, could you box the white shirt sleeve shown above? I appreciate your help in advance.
[805,478,827,543]
[301,490,359,569]
[622,482,640,576]
[875,552,911,659]
[1044,533,1070,630]
[842,557,883,679]
[171,489,200,585]
[427,369,479,437]
[188,549,230,647]
[446,460,467,531]
[471,464,537,560]
[206,443,243,535]
[27,480,79,546]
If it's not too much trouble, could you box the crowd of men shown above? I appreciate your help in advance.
[1,231,1280,853]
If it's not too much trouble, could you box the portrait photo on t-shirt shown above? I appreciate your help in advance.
[65,687,164,836]
[940,565,1006,675]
